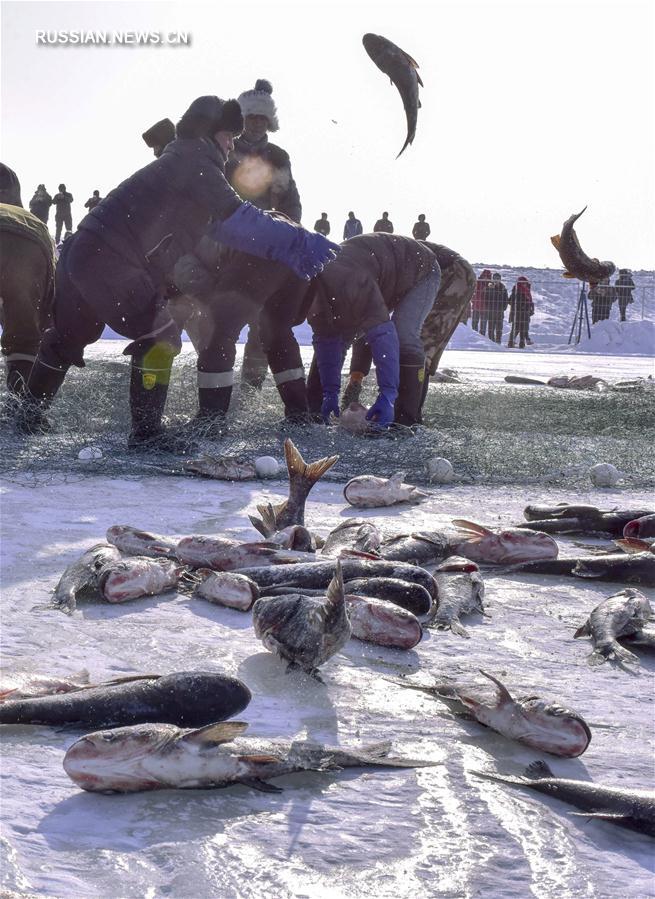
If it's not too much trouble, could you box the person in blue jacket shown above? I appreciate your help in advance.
[307,233,441,429]
[17,96,338,447]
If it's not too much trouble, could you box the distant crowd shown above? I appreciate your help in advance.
[314,211,431,242]
[27,183,102,244]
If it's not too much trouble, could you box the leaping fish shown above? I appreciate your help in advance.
[550,207,615,282]
[362,33,423,157]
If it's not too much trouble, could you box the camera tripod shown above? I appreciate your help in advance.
[568,281,591,345]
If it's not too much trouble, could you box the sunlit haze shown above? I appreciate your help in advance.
[2,0,654,268]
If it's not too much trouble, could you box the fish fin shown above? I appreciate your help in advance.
[470,769,525,786]
[338,549,380,560]
[239,776,283,793]
[390,471,406,485]
[248,514,270,538]
[451,519,493,536]
[450,621,470,638]
[383,677,440,698]
[100,674,161,687]
[573,621,591,638]
[525,760,553,779]
[181,721,249,747]
[550,235,561,250]
[417,98,422,108]
[478,670,514,704]
[255,502,285,534]
[284,438,339,486]
[573,562,603,578]
[402,51,420,69]
[562,272,577,279]
[326,560,345,611]
[615,537,649,555]
[588,642,639,667]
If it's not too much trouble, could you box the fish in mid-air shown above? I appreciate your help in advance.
[550,207,615,282]
[473,760,655,837]
[362,33,423,157]
[63,720,435,794]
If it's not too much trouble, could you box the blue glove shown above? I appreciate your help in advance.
[312,335,344,422]
[210,203,340,280]
[364,321,399,428]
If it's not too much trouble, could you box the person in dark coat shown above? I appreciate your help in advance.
[508,276,534,348]
[0,164,23,207]
[614,269,635,321]
[84,190,102,211]
[307,234,441,428]
[343,211,363,240]
[29,185,52,223]
[589,277,616,324]
[483,272,509,343]
[341,241,476,420]
[412,214,430,241]
[17,96,338,445]
[223,79,302,393]
[373,211,394,233]
[314,213,330,236]
[142,119,176,158]
[471,269,491,333]
[53,184,74,242]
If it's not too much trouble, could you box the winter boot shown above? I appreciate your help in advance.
[191,380,233,438]
[5,358,35,396]
[341,372,365,409]
[394,363,426,427]
[128,354,193,453]
[14,354,69,433]
[274,376,314,424]
[241,331,269,390]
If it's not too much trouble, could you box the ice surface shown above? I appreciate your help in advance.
[1,474,654,898]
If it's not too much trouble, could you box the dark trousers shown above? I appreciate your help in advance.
[486,312,504,343]
[55,211,73,242]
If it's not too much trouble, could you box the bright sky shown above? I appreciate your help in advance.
[2,0,654,269]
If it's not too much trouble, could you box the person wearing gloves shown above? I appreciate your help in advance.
[340,241,476,422]
[307,233,441,429]
[16,95,338,447]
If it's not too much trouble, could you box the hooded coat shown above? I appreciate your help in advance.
[471,269,492,312]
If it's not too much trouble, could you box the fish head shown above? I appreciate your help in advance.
[338,403,369,434]
[453,521,558,564]
[362,33,387,62]
[64,723,177,791]
[515,698,592,757]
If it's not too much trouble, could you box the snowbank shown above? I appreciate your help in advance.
[446,323,504,351]
[571,319,655,356]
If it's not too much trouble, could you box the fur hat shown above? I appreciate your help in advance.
[238,79,279,132]
[177,97,244,139]
[142,118,176,150]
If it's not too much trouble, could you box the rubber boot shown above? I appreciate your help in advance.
[306,355,324,415]
[275,377,313,424]
[192,383,233,438]
[15,354,69,433]
[241,323,269,390]
[128,354,193,453]
[394,363,426,427]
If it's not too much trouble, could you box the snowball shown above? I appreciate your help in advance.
[588,462,621,487]
[254,456,280,478]
[78,446,103,462]
[426,457,454,483]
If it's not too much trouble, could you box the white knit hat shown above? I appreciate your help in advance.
[237,79,279,132]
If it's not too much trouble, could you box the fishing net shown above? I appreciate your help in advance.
[1,345,653,490]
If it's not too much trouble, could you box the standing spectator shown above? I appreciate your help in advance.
[589,277,616,323]
[29,184,52,223]
[314,212,330,236]
[226,79,302,392]
[508,276,534,348]
[53,184,73,242]
[484,272,508,343]
[615,269,635,322]
[471,268,491,333]
[0,164,22,207]
[142,118,176,158]
[373,211,394,233]
[343,211,363,240]
[412,213,430,240]
[84,190,102,211]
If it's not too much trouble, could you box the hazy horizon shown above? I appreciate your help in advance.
[2,0,654,270]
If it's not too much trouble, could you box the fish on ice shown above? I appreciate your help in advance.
[343,472,429,508]
[574,588,654,666]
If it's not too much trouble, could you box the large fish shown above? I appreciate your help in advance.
[428,557,486,637]
[249,439,338,536]
[239,558,438,598]
[473,760,655,837]
[624,514,655,540]
[0,670,91,702]
[345,595,422,649]
[506,553,655,587]
[192,570,259,611]
[344,473,429,508]
[52,543,122,613]
[64,721,435,794]
[0,672,251,729]
[321,518,381,557]
[362,33,423,158]
[550,207,615,282]
[520,504,654,537]
[574,588,654,666]
[397,670,591,757]
[252,562,351,677]
[175,535,301,571]
[106,525,178,558]
[97,556,182,603]
[450,521,558,565]
[342,577,432,616]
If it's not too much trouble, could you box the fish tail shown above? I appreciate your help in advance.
[588,641,640,667]
[449,620,470,638]
[326,740,436,769]
[326,560,345,611]
[284,438,339,487]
